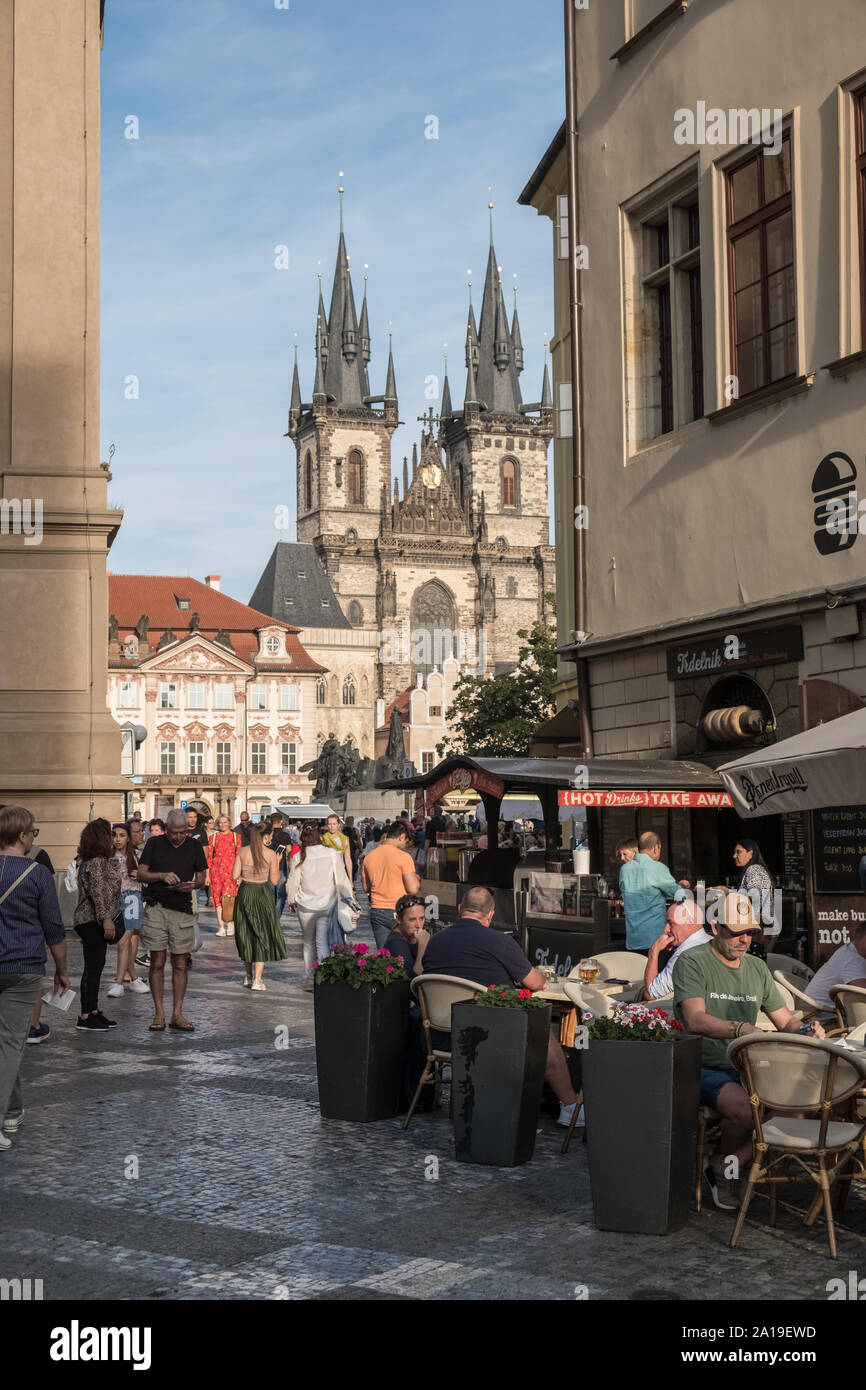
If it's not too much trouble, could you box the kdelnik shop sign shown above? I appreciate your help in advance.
[666,625,803,681]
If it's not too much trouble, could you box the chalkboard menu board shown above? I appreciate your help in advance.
[813,806,866,894]
[781,813,805,886]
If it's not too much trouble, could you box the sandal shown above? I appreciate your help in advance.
[148,1022,166,1032]
[169,1020,195,1032]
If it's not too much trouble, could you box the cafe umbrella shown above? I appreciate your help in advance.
[717,705,866,816]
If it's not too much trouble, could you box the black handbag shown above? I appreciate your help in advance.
[111,910,126,943]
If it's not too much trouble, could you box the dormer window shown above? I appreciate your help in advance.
[266,636,281,654]
[175,597,191,611]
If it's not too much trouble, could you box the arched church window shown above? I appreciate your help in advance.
[342,676,356,706]
[346,528,357,543]
[316,678,326,705]
[410,580,457,681]
[455,462,464,506]
[501,458,518,509]
[348,449,364,506]
[348,600,362,626]
[304,452,314,512]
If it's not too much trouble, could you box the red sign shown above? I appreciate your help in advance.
[427,767,506,806]
[558,789,733,809]
[414,788,426,820]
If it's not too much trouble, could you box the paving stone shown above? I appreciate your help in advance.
[0,904,863,1301]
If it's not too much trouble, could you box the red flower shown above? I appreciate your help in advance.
[487,984,496,990]
[518,989,532,1000]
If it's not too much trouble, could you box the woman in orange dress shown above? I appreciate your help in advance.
[208,814,240,937]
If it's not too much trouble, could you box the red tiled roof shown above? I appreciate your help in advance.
[379,685,412,731]
[108,575,325,673]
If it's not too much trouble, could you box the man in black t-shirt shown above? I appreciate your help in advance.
[138,809,207,1032]
[234,810,252,847]
[422,886,581,1126]
[425,810,447,848]
[267,812,292,918]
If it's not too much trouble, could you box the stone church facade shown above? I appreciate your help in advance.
[252,213,555,752]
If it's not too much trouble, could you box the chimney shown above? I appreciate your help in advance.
[204,574,221,591]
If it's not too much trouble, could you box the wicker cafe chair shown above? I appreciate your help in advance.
[766,953,814,985]
[772,971,832,1026]
[830,983,866,1034]
[402,974,486,1131]
[727,1034,866,1259]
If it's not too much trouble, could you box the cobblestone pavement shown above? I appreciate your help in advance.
[1,905,864,1302]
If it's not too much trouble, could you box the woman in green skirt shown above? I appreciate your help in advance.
[230,822,286,990]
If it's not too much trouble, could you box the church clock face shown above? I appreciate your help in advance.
[421,463,442,488]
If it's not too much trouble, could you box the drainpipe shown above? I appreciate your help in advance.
[564,0,593,759]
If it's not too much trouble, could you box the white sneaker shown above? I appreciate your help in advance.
[216,927,226,937]
[557,1102,585,1128]
[2,1112,23,1133]
[0,1131,11,1150]
[241,976,251,988]
[107,983,124,998]
[125,977,150,994]
[226,926,235,937]
[250,980,266,992]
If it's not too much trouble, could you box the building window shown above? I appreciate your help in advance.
[501,458,518,509]
[188,742,204,775]
[506,577,517,598]
[281,742,297,775]
[176,597,190,611]
[160,742,176,775]
[186,682,205,709]
[158,682,177,710]
[348,600,362,626]
[304,452,313,512]
[280,684,298,711]
[556,382,573,438]
[726,132,794,396]
[421,751,435,774]
[250,742,267,775]
[429,706,441,717]
[216,741,232,775]
[316,679,326,705]
[857,88,866,343]
[215,684,233,710]
[266,635,281,654]
[627,187,703,443]
[342,677,356,706]
[556,193,570,259]
[118,681,138,707]
[249,684,267,711]
[348,448,364,505]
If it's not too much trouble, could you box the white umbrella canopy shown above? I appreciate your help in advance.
[718,706,866,817]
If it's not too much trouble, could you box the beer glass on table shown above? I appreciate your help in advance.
[578,958,599,985]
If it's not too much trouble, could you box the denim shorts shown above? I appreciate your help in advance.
[700,1064,741,1108]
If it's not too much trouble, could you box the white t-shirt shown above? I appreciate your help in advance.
[286,844,350,912]
[806,941,866,1009]
[648,928,712,999]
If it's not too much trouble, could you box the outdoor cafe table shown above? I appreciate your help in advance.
[532,980,636,1047]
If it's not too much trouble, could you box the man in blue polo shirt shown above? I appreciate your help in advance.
[620,831,687,952]
[422,885,581,1126]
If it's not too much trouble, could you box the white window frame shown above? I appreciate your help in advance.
[556,194,569,260]
[421,750,436,774]
[250,741,267,775]
[249,684,268,711]
[214,684,233,710]
[280,684,298,711]
[159,682,177,710]
[160,741,176,775]
[281,741,297,775]
[216,741,232,775]
[186,681,205,709]
[118,680,138,707]
[556,382,573,439]
[188,741,204,774]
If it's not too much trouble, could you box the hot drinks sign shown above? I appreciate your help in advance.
[666,625,803,682]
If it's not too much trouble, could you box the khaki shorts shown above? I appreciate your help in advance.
[141,903,195,956]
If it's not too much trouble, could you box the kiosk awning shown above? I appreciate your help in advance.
[378,755,731,803]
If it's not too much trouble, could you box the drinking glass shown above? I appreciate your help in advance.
[578,958,599,984]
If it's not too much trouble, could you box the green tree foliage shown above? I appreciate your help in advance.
[437,600,557,758]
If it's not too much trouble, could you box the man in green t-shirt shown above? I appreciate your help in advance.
[673,892,824,1210]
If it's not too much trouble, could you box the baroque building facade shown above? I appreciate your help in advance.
[251,212,556,742]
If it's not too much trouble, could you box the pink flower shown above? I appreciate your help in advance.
[377,949,390,956]
[386,966,394,973]
[355,943,370,955]
[313,960,319,968]
[357,958,366,967]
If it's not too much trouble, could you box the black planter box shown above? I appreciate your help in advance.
[314,978,410,1122]
[451,1001,551,1167]
[582,1033,702,1234]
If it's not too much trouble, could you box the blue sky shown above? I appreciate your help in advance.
[101,0,563,606]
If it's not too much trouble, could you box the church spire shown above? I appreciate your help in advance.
[475,221,522,413]
[402,455,409,495]
[316,276,329,366]
[290,344,301,413]
[359,277,371,365]
[541,352,552,409]
[384,334,397,402]
[322,184,367,405]
[511,287,524,374]
[440,369,453,420]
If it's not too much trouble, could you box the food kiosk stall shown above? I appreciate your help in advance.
[379,754,782,956]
